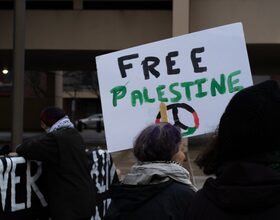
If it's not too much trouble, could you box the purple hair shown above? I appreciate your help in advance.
[133,122,181,162]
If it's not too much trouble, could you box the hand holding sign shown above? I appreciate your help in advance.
[159,102,168,123]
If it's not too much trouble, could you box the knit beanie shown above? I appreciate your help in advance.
[40,106,66,127]
[217,80,280,161]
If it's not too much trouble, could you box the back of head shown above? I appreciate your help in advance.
[197,80,280,174]
[40,106,66,127]
[133,122,181,162]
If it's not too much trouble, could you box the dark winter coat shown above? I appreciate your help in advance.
[188,162,280,220]
[16,128,96,220]
[104,180,195,220]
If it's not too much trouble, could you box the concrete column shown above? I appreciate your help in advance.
[172,0,190,146]
[54,71,63,109]
[172,0,190,36]
[73,0,83,10]
[12,0,25,150]
[172,0,195,183]
[172,0,190,145]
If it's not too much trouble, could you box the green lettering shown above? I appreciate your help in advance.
[228,70,243,93]
[156,85,168,102]
[180,82,194,101]
[131,90,143,107]
[169,82,182,102]
[195,78,208,98]
[210,74,226,97]
[143,87,155,103]
[110,85,127,107]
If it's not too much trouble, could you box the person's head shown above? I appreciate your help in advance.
[196,80,280,175]
[133,122,182,162]
[40,106,66,130]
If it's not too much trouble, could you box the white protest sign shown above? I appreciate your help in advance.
[96,22,253,152]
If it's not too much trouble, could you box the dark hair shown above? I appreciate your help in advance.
[195,133,221,175]
[196,80,280,175]
[133,122,181,162]
[40,106,66,127]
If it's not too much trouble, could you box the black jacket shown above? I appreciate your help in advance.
[188,162,280,220]
[105,180,195,220]
[16,128,96,220]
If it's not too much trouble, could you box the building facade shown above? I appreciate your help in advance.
[0,0,279,130]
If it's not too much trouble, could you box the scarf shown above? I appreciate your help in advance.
[47,116,74,133]
[122,162,197,191]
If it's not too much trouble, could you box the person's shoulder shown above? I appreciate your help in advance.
[166,181,196,197]
[52,128,84,146]
[187,187,211,212]
[23,132,54,142]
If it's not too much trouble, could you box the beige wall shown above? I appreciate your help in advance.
[190,0,280,43]
[0,10,172,50]
[173,0,190,36]
[1,0,280,51]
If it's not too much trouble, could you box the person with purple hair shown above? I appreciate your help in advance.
[104,122,196,220]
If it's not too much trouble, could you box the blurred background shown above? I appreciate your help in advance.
[0,0,279,188]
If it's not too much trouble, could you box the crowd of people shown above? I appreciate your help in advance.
[3,79,280,219]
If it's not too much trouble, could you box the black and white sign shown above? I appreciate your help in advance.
[0,148,118,220]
